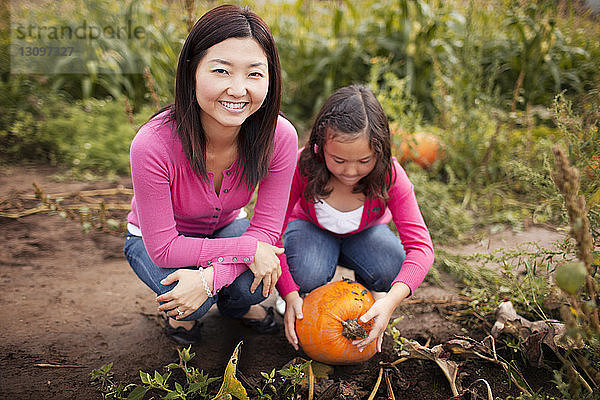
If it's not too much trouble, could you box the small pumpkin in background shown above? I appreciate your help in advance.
[296,279,377,365]
[586,153,599,178]
[390,122,443,169]
[399,131,443,169]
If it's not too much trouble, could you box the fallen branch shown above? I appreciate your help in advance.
[59,203,131,210]
[0,203,131,219]
[402,297,471,305]
[367,367,383,400]
[384,369,396,400]
[34,363,84,368]
[0,205,51,218]
[22,186,133,200]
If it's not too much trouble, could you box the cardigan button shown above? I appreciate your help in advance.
[232,256,238,262]
[217,256,224,262]
[243,257,250,262]
[224,189,229,193]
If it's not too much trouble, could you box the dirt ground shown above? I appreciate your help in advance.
[0,165,566,399]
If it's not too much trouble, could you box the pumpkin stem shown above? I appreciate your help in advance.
[341,318,368,340]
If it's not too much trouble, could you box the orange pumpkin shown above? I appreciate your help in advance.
[296,280,377,365]
[398,131,442,169]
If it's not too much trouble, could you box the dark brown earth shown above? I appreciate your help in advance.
[0,165,565,399]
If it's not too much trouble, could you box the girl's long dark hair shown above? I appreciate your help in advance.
[299,85,394,201]
[155,4,281,189]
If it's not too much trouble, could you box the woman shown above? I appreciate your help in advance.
[123,4,299,345]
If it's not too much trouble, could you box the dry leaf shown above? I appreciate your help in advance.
[212,341,249,400]
[397,338,460,396]
[491,301,578,367]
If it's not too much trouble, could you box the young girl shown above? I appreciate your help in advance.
[280,85,434,353]
[123,5,298,345]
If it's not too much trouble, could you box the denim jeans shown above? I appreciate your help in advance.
[283,219,406,294]
[123,218,268,320]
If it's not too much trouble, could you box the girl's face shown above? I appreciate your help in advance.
[195,37,269,133]
[323,129,376,188]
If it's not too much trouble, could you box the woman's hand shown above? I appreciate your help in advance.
[156,267,214,320]
[248,241,284,297]
[283,291,304,350]
[352,282,410,352]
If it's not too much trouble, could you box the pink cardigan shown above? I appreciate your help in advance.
[127,111,299,296]
[279,149,434,296]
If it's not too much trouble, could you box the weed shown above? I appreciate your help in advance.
[255,359,310,400]
[90,362,134,400]
[90,345,311,400]
[551,145,600,395]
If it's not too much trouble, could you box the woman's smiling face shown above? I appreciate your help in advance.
[194,37,269,133]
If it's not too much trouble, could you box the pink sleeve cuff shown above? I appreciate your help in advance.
[213,240,302,297]
[196,236,257,268]
[213,263,248,293]
[276,271,300,298]
[392,261,430,297]
[274,251,299,297]
[211,237,258,292]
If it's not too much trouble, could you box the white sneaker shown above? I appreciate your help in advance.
[275,292,286,316]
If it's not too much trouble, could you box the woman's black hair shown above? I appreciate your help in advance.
[299,85,394,201]
[154,4,282,189]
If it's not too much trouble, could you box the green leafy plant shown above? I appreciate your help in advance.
[90,345,311,400]
[0,77,70,164]
[488,2,590,109]
[40,96,153,176]
[90,362,135,400]
[404,166,474,244]
[91,346,220,400]
[255,359,310,400]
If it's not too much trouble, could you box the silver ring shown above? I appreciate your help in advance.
[176,307,184,316]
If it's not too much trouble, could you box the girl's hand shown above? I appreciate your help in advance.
[283,291,303,350]
[352,282,410,352]
[351,297,395,352]
[248,241,284,297]
[156,267,214,320]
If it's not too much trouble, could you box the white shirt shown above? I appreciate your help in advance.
[127,208,248,237]
[314,199,364,234]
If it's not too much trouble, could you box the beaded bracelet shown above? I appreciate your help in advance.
[199,268,214,298]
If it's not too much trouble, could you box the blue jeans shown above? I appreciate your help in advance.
[283,219,406,294]
[123,218,268,320]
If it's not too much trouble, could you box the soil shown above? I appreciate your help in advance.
[0,165,567,400]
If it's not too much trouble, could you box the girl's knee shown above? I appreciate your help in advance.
[295,275,331,294]
[355,268,397,292]
[368,277,394,292]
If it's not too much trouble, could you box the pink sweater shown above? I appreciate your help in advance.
[279,149,434,295]
[127,111,299,296]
